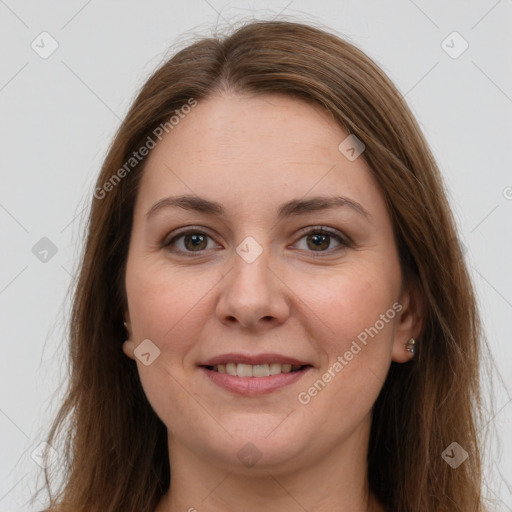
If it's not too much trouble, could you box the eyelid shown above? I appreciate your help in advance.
[291,225,351,255]
[161,226,221,254]
[293,225,351,244]
[162,225,351,256]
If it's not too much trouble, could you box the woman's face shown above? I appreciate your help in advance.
[123,92,418,473]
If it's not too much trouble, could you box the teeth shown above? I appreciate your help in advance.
[213,362,303,377]
[269,362,282,375]
[253,364,270,377]
[237,363,253,377]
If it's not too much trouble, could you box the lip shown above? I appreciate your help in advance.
[200,365,313,396]
[199,352,311,367]
[198,353,314,396]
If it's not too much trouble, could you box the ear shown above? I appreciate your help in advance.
[122,310,136,361]
[391,283,423,363]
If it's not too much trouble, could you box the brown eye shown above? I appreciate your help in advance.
[183,233,208,251]
[163,230,218,255]
[163,227,348,257]
[294,227,349,254]
[306,232,331,251]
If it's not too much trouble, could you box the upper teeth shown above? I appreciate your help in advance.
[214,363,302,377]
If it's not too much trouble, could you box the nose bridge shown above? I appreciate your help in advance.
[228,241,274,305]
[216,236,289,329]
[231,244,272,295]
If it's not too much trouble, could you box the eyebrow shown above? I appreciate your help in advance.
[145,194,370,222]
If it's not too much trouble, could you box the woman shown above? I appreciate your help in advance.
[37,19,486,511]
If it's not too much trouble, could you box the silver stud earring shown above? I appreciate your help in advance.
[405,337,416,355]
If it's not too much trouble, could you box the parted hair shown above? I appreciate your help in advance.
[36,18,485,512]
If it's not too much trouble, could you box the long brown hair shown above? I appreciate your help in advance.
[35,18,487,511]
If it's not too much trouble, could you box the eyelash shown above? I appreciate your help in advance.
[161,226,351,257]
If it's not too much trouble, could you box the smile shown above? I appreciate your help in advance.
[208,362,305,377]
[200,364,312,396]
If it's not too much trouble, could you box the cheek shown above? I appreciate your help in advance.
[124,262,216,428]
[292,261,399,352]
[293,264,399,420]
[136,360,219,448]
[126,259,220,348]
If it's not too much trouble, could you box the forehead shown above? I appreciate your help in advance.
[157,92,345,164]
[134,92,382,216]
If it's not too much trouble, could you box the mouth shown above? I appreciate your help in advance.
[198,354,313,395]
[203,362,310,377]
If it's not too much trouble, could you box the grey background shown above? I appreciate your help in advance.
[0,0,511,510]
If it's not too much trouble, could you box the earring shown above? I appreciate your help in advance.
[405,337,416,355]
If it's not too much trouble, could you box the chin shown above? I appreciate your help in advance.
[201,421,312,473]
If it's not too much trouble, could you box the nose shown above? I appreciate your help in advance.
[215,247,290,331]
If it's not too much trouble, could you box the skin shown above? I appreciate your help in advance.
[122,92,422,512]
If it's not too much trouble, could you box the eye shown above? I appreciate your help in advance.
[293,227,350,254]
[162,226,350,257]
[162,229,219,255]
